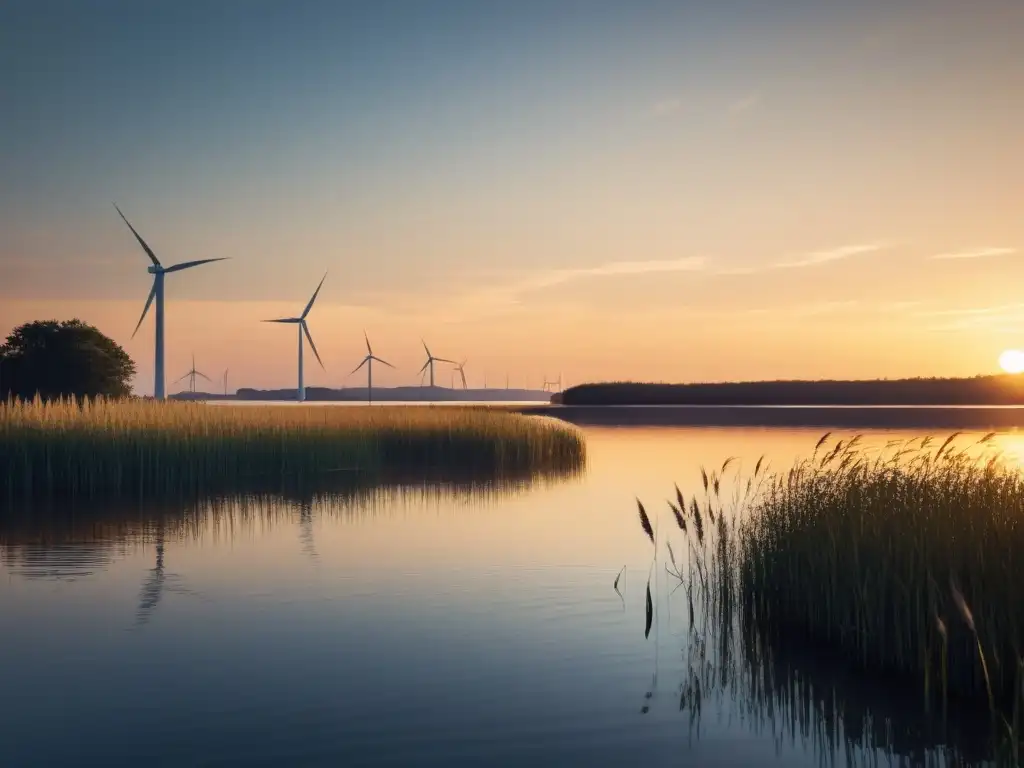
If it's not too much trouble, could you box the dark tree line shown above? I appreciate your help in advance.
[561,377,1024,406]
[0,320,136,401]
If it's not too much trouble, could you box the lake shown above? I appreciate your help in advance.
[1,423,1016,767]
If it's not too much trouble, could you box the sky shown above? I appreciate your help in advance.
[2,0,1023,394]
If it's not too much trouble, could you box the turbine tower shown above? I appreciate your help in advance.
[174,354,210,394]
[262,273,327,402]
[453,359,468,389]
[116,204,228,400]
[418,340,454,387]
[223,368,229,397]
[351,331,394,405]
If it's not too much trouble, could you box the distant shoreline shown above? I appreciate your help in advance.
[556,377,1024,408]
[169,386,553,403]
[517,404,1024,430]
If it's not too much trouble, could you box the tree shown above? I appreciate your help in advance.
[0,320,136,401]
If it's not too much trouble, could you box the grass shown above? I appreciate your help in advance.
[739,434,1024,711]
[0,397,586,500]
[636,433,1024,764]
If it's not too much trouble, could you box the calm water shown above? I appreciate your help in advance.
[2,425,1019,767]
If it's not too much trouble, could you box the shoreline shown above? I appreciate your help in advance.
[515,404,1024,429]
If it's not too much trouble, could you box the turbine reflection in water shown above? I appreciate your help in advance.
[0,463,583,584]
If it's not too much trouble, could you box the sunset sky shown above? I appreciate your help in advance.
[2,0,1023,394]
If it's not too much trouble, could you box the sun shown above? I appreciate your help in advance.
[999,349,1024,374]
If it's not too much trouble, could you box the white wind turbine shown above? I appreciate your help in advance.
[174,354,210,394]
[418,340,454,388]
[453,359,468,390]
[262,273,327,402]
[116,204,228,400]
[351,331,394,405]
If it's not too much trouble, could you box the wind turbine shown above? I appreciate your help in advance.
[116,204,228,400]
[223,368,229,396]
[453,359,468,389]
[262,273,327,402]
[174,354,210,394]
[418,340,455,388]
[351,331,394,405]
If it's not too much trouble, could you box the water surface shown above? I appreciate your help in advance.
[2,425,1016,766]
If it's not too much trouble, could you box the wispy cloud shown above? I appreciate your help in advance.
[421,256,709,321]
[649,98,682,118]
[915,303,1024,332]
[729,93,761,115]
[773,243,888,269]
[915,303,1024,318]
[739,300,859,317]
[929,247,1016,260]
[714,265,761,276]
[507,256,708,295]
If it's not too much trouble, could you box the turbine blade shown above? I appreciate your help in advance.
[114,204,161,267]
[131,281,158,339]
[195,371,211,382]
[302,321,324,369]
[364,330,371,355]
[435,357,456,364]
[351,357,368,375]
[422,339,431,357]
[372,356,395,368]
[418,360,430,374]
[174,372,191,384]
[164,257,228,273]
[460,370,467,388]
[262,318,300,323]
[301,272,328,319]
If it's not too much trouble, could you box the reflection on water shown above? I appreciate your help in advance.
[0,425,1020,767]
[627,575,993,766]
[0,465,580,582]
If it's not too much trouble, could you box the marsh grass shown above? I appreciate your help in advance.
[740,434,1024,713]
[636,433,1024,765]
[0,398,585,500]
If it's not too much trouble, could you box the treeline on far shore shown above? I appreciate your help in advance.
[557,375,1024,406]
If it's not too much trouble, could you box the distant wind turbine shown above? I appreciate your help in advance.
[262,273,327,402]
[174,354,210,394]
[542,374,563,393]
[351,331,394,405]
[418,340,455,388]
[453,359,468,389]
[116,204,228,400]
[223,368,229,396]
[541,374,564,393]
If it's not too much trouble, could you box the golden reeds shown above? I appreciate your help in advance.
[0,397,585,499]
[738,434,1024,715]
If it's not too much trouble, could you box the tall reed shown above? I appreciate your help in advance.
[739,434,1024,713]
[637,433,1024,764]
[0,398,585,500]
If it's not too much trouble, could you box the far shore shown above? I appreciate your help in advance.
[514,404,1024,430]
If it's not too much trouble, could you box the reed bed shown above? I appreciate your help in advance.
[0,398,585,500]
[637,433,1024,764]
[739,434,1024,712]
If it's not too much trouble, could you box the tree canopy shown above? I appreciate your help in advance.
[0,320,136,401]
